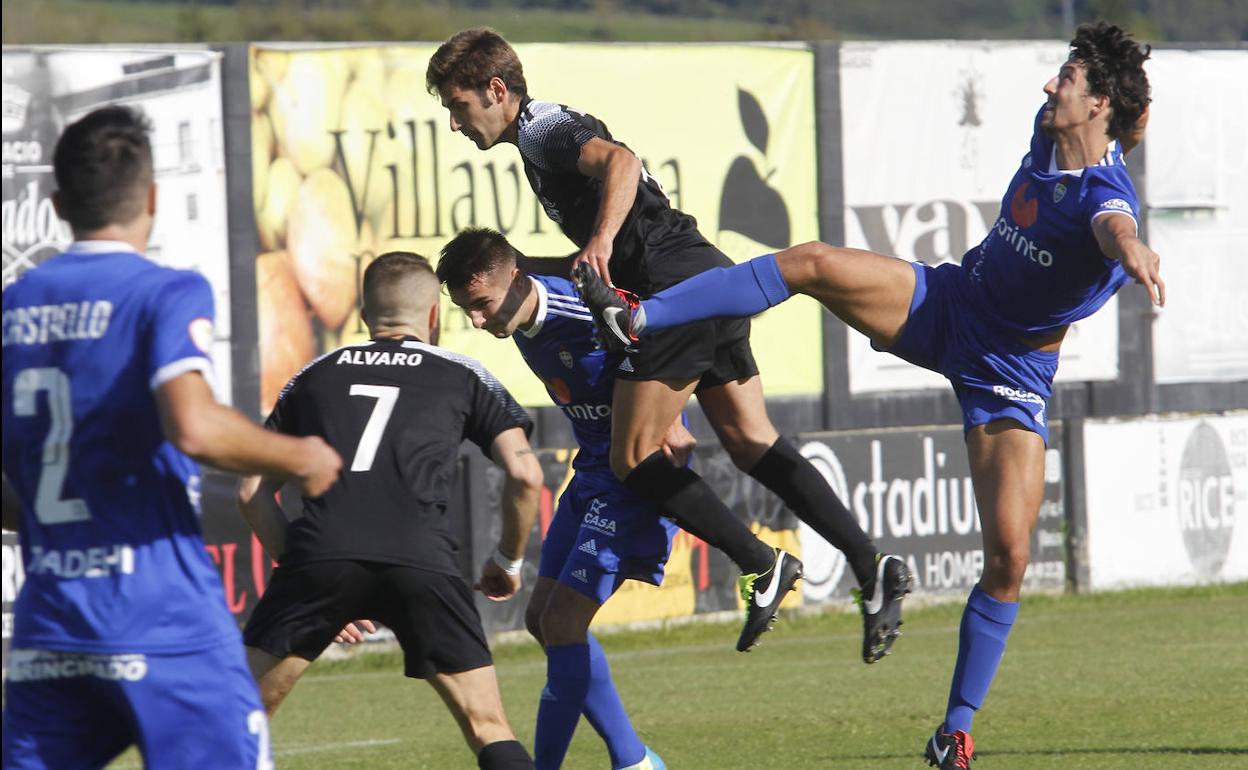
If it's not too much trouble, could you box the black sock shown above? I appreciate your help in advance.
[478,739,534,770]
[749,437,878,586]
[624,450,774,574]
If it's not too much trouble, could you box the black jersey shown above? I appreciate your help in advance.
[517,97,697,266]
[266,338,532,574]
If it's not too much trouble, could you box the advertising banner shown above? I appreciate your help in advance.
[1146,49,1248,384]
[838,41,1121,394]
[249,43,821,413]
[2,48,234,402]
[1083,412,1248,589]
[796,424,1066,601]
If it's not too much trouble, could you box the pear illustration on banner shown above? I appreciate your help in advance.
[718,87,790,249]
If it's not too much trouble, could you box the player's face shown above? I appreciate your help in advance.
[449,266,527,338]
[440,84,508,150]
[1041,60,1099,136]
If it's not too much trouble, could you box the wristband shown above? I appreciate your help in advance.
[492,548,524,576]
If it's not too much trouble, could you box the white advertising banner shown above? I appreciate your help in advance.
[2,48,233,402]
[1146,49,1248,384]
[839,41,1121,394]
[1083,412,1248,589]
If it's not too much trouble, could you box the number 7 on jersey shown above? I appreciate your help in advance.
[348,384,399,472]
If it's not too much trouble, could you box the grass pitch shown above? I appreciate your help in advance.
[111,583,1247,769]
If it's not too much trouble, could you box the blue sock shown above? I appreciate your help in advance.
[944,584,1019,734]
[638,254,791,333]
[581,634,645,769]
[535,643,591,770]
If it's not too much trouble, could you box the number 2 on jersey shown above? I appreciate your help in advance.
[12,367,90,524]
[348,384,399,472]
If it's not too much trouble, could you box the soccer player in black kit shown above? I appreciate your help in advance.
[237,252,541,770]
[427,29,912,658]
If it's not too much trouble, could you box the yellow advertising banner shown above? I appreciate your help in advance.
[251,43,820,413]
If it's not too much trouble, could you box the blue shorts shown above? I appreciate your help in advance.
[878,262,1060,444]
[538,468,678,605]
[2,641,269,770]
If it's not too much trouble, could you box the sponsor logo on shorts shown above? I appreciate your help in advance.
[578,539,599,556]
[571,568,589,583]
[618,357,634,373]
[583,499,617,535]
[8,649,148,682]
[992,384,1045,406]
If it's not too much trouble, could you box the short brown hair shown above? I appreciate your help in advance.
[436,228,520,291]
[426,28,527,100]
[53,105,153,231]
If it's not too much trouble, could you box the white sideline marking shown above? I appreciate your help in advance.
[109,738,402,768]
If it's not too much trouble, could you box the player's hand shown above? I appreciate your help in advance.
[474,558,521,601]
[570,235,614,287]
[293,437,343,497]
[334,619,376,644]
[1119,238,1165,307]
[661,420,697,467]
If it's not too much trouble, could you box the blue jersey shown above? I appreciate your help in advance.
[1,241,238,654]
[511,276,618,472]
[963,105,1137,335]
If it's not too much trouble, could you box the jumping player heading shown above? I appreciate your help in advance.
[575,22,1160,770]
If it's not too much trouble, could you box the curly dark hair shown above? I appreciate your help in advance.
[1069,21,1151,140]
[426,28,528,101]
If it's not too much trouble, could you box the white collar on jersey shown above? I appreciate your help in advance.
[1048,139,1120,176]
[520,276,549,338]
[64,240,141,255]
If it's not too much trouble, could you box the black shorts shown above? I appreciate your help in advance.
[613,223,758,386]
[242,560,492,679]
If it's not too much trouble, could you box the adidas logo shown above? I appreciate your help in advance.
[618,357,634,373]
[578,539,598,556]
[571,568,589,583]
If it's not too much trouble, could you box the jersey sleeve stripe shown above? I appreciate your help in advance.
[411,343,532,430]
[547,298,589,312]
[547,308,594,322]
[1089,208,1138,230]
[149,356,215,392]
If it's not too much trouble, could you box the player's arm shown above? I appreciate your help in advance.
[475,427,543,601]
[237,474,288,560]
[156,371,342,496]
[2,473,20,532]
[573,137,643,285]
[1092,212,1165,307]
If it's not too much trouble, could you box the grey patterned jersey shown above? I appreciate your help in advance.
[516,97,692,257]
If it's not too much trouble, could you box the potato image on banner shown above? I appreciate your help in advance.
[257,156,301,252]
[252,113,273,217]
[287,168,360,330]
[270,54,347,175]
[338,80,395,227]
[249,60,270,113]
[257,251,315,415]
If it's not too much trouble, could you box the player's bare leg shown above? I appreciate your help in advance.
[246,647,312,717]
[928,420,1045,768]
[429,666,518,751]
[610,377,800,651]
[773,242,915,347]
[525,576,558,647]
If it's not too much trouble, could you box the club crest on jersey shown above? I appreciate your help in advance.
[558,345,574,369]
[1053,175,1073,204]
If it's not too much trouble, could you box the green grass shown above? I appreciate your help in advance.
[108,583,1248,769]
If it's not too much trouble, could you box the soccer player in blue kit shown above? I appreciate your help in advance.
[575,23,1162,770]
[1,106,343,769]
[439,228,676,770]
